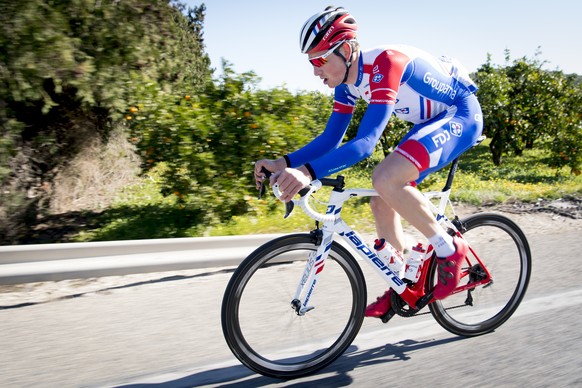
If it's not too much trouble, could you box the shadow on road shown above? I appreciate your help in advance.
[115,336,466,387]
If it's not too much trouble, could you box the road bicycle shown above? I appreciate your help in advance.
[221,138,531,379]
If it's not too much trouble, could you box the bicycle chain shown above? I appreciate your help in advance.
[414,303,470,316]
[391,291,469,317]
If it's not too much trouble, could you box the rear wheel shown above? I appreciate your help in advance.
[429,213,531,336]
[221,234,367,378]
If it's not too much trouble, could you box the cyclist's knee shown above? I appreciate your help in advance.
[372,153,419,193]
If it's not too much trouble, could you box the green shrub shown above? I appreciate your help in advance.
[127,63,332,226]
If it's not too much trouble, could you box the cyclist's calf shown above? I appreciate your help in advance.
[369,196,406,252]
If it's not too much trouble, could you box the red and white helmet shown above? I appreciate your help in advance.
[299,6,357,54]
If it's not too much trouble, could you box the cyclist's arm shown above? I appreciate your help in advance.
[305,103,394,179]
[301,50,409,179]
[284,111,352,168]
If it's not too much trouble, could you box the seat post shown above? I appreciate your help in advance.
[441,135,484,192]
[442,158,459,192]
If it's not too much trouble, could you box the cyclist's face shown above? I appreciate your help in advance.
[309,45,347,89]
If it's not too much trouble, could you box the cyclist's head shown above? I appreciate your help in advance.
[299,6,358,55]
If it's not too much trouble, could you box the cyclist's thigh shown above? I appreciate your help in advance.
[395,94,483,184]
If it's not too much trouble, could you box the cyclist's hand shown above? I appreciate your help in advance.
[271,167,311,202]
[254,158,288,189]
[254,159,277,190]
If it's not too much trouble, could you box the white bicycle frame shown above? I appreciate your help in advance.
[273,181,459,315]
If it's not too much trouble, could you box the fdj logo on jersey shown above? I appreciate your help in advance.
[343,231,404,287]
[432,122,463,148]
[432,130,451,147]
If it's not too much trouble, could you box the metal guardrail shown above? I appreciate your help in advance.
[0,234,284,285]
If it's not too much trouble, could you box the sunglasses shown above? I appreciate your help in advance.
[308,42,344,67]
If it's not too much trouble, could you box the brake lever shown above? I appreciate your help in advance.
[284,201,295,219]
[257,167,271,200]
[258,180,266,200]
[257,166,311,220]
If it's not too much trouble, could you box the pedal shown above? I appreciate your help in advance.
[415,292,433,311]
[380,308,396,323]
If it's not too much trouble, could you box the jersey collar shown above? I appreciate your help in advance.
[355,52,364,87]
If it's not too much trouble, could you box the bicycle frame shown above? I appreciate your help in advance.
[290,185,432,314]
[282,157,492,316]
[223,138,532,379]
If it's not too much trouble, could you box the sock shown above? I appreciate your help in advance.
[428,232,455,258]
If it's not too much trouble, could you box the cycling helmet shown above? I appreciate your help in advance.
[299,6,357,54]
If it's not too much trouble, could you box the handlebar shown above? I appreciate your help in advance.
[257,167,343,222]
[258,167,310,200]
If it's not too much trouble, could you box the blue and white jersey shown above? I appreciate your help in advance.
[285,45,481,181]
[333,45,477,124]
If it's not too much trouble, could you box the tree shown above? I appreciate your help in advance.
[0,0,211,242]
[128,61,331,225]
[474,49,581,172]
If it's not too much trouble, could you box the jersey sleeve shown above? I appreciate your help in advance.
[285,111,352,169]
[307,103,394,179]
[332,84,357,114]
[369,49,410,105]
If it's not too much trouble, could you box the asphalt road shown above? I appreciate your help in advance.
[1,211,581,387]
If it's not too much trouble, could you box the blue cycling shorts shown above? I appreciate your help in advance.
[394,94,483,184]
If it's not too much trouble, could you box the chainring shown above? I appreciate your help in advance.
[390,290,420,317]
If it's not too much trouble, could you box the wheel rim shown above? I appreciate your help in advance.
[223,238,365,376]
[430,215,531,334]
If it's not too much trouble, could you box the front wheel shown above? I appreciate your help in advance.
[221,234,367,379]
[429,213,531,336]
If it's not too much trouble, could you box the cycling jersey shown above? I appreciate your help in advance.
[285,44,483,184]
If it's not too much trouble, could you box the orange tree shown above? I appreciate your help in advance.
[128,62,331,224]
[474,50,581,173]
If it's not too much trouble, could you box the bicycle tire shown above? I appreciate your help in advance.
[428,213,531,336]
[221,233,367,379]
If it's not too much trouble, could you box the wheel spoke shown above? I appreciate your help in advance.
[221,234,366,378]
[429,213,531,336]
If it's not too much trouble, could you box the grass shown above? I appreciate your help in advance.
[72,141,581,242]
[424,140,581,204]
[73,174,207,242]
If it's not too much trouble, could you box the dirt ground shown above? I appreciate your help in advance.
[455,195,581,233]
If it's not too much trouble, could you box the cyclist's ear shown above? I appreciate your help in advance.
[340,42,352,58]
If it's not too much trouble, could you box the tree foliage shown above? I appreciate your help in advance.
[474,49,581,172]
[1,1,580,244]
[0,0,210,241]
[127,62,331,224]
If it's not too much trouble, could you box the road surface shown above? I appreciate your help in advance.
[1,209,580,387]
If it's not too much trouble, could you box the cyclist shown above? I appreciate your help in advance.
[254,6,483,318]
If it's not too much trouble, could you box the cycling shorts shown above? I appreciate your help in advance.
[394,94,483,185]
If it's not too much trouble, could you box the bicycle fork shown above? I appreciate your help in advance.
[290,228,335,316]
